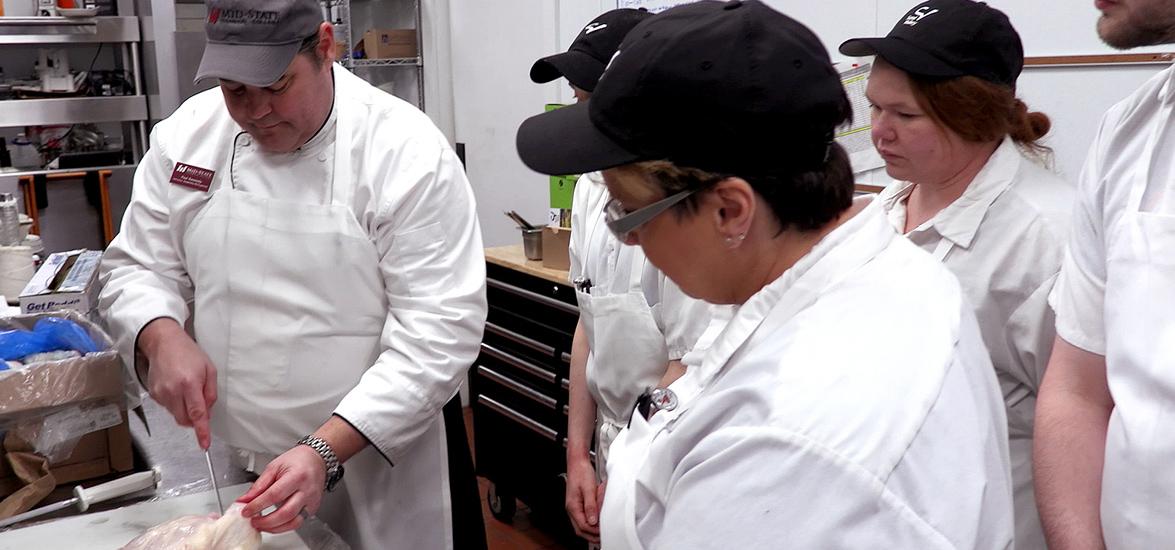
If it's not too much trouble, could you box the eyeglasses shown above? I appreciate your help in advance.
[604,188,699,242]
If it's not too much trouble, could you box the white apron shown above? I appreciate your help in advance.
[182,100,452,549]
[576,210,668,477]
[1100,103,1175,548]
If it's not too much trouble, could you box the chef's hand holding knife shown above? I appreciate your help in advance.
[138,318,218,450]
[137,317,367,534]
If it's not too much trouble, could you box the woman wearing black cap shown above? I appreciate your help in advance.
[529,8,713,545]
[517,1,1014,547]
[841,2,1073,548]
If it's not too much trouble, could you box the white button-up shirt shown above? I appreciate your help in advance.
[607,198,1013,549]
[1051,65,1175,548]
[879,137,1073,549]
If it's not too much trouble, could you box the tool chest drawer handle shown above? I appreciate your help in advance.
[486,322,556,356]
[478,366,558,409]
[479,395,558,441]
[487,279,579,315]
[481,343,558,383]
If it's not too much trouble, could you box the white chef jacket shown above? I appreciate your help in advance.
[609,197,1014,549]
[98,64,486,466]
[1050,65,1175,548]
[568,172,711,361]
[879,137,1072,550]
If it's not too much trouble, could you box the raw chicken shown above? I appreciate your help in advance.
[120,503,262,550]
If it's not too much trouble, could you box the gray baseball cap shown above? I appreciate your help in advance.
[194,0,324,87]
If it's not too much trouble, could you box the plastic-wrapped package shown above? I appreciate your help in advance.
[21,350,82,364]
[120,503,262,550]
[0,310,124,468]
[118,497,350,550]
[6,401,124,462]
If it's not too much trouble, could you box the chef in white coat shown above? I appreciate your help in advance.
[1035,0,1175,547]
[516,2,1014,548]
[97,2,487,549]
[839,2,1073,547]
[529,8,712,544]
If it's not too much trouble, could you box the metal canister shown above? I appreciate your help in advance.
[521,227,544,261]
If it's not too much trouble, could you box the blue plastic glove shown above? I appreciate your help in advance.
[0,318,103,361]
[35,318,101,354]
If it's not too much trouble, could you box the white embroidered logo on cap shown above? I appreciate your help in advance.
[903,6,940,26]
[585,22,608,35]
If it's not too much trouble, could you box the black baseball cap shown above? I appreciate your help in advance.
[530,8,653,93]
[195,0,325,87]
[839,0,1024,87]
[517,0,850,178]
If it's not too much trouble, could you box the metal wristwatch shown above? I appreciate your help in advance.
[297,435,344,492]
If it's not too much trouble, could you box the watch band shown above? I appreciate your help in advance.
[297,435,343,491]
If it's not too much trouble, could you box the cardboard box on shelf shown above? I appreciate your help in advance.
[19,249,102,315]
[541,226,571,271]
[0,311,132,497]
[362,29,417,59]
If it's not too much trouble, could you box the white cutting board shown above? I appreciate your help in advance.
[0,483,310,549]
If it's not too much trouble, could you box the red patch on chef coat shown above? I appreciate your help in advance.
[170,162,215,192]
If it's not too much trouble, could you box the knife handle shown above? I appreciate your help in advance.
[74,468,161,512]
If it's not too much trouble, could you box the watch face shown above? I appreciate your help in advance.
[326,464,345,491]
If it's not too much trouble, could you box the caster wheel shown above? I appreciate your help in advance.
[487,482,517,523]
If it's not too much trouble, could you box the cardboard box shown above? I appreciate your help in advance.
[362,28,417,59]
[19,249,102,315]
[0,413,133,496]
[541,226,571,271]
[0,311,132,496]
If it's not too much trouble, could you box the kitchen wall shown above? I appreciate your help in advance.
[450,0,1172,246]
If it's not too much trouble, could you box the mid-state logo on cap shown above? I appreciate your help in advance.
[206,7,281,26]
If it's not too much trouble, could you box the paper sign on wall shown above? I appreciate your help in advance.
[617,0,702,13]
[835,63,886,174]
